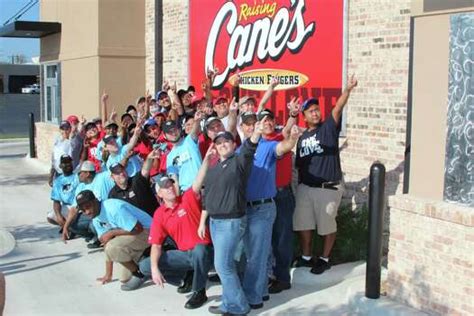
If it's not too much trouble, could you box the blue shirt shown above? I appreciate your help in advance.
[72,171,115,207]
[51,173,79,205]
[92,199,152,238]
[244,138,278,201]
[106,144,142,177]
[166,135,202,191]
[95,137,123,162]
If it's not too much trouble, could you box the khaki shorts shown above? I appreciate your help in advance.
[293,183,343,235]
[104,229,149,263]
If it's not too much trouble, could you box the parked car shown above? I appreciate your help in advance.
[22,84,40,94]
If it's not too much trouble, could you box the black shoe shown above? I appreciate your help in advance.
[262,295,269,301]
[310,258,331,275]
[184,289,207,309]
[177,271,193,294]
[84,236,93,242]
[87,240,102,249]
[293,256,313,267]
[249,303,263,309]
[208,305,248,315]
[208,273,221,283]
[269,280,291,294]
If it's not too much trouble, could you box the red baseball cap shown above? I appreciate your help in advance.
[66,115,79,124]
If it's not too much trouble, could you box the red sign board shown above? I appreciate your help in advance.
[189,0,344,123]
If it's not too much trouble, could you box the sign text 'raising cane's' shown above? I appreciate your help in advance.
[189,0,344,122]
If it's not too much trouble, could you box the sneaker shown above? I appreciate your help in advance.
[293,256,313,267]
[268,280,291,294]
[177,270,193,294]
[87,240,102,249]
[120,275,145,291]
[184,289,207,309]
[262,295,270,301]
[208,305,248,315]
[249,303,263,309]
[310,258,331,275]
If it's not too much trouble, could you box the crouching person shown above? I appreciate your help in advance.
[138,157,213,310]
[75,190,152,290]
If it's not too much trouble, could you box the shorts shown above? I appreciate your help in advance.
[104,229,149,263]
[293,183,343,235]
[47,204,71,221]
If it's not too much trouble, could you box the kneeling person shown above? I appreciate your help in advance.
[139,173,212,309]
[76,190,152,290]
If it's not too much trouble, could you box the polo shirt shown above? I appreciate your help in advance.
[51,173,79,205]
[105,143,143,177]
[166,135,202,191]
[244,138,279,201]
[72,171,115,207]
[108,172,158,216]
[264,132,292,188]
[204,139,257,218]
[92,199,152,238]
[148,189,211,251]
[295,114,342,184]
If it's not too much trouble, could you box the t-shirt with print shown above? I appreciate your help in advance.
[105,143,143,177]
[72,171,115,207]
[166,135,202,191]
[51,173,79,205]
[295,114,342,184]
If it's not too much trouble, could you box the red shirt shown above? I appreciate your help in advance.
[134,133,173,176]
[87,137,103,172]
[265,132,292,188]
[148,189,211,251]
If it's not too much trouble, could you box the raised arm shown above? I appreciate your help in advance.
[276,125,301,157]
[332,74,358,125]
[142,148,160,178]
[101,90,108,123]
[258,77,279,113]
[192,144,216,193]
[227,97,239,137]
[168,81,184,116]
[189,110,204,141]
[281,97,300,138]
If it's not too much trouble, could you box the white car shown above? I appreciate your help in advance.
[22,84,40,94]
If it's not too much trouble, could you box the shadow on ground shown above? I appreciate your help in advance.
[0,252,81,276]
[5,223,62,244]
[0,174,49,186]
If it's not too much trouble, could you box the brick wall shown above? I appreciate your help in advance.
[35,123,59,164]
[387,195,474,315]
[145,0,155,94]
[342,0,411,207]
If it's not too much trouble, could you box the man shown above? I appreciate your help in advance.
[156,90,172,114]
[81,121,103,172]
[49,121,73,186]
[213,96,230,129]
[164,113,203,192]
[138,172,212,309]
[198,116,225,158]
[202,128,262,316]
[239,109,300,309]
[47,155,84,235]
[108,148,159,217]
[294,75,358,274]
[76,190,152,291]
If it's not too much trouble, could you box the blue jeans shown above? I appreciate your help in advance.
[69,212,93,238]
[210,217,250,314]
[271,187,295,283]
[139,243,213,292]
[243,201,276,305]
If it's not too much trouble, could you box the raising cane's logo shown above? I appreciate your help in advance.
[205,0,315,90]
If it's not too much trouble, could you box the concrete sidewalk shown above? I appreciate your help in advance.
[0,143,427,316]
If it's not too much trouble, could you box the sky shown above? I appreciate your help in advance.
[0,0,39,63]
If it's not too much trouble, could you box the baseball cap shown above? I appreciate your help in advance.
[241,111,257,124]
[240,95,256,105]
[121,113,133,122]
[76,190,97,210]
[257,109,275,121]
[177,89,188,99]
[155,90,168,100]
[156,176,175,189]
[204,116,221,129]
[162,120,178,134]
[144,118,157,130]
[301,98,319,112]
[79,161,95,173]
[213,131,234,143]
[109,162,126,174]
[126,105,137,113]
[104,121,118,129]
[59,120,71,130]
[103,135,116,144]
[153,112,166,119]
[191,93,205,105]
[60,154,72,164]
[92,117,102,124]
[84,122,97,131]
[213,95,227,105]
[66,115,79,124]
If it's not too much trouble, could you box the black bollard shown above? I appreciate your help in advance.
[28,112,36,158]
[365,162,385,299]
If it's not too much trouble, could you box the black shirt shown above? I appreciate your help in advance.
[295,114,342,184]
[204,139,257,219]
[108,173,158,216]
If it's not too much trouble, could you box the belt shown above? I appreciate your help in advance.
[304,181,340,191]
[247,198,274,207]
[277,185,291,192]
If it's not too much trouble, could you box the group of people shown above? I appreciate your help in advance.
[47,68,358,315]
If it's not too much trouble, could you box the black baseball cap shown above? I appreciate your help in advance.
[103,135,116,144]
[104,121,118,129]
[257,109,275,121]
[156,176,175,189]
[76,190,97,210]
[302,98,319,112]
[109,162,126,174]
[121,113,133,122]
[213,131,234,143]
[162,120,179,134]
[60,154,73,164]
[84,122,97,131]
[59,120,71,130]
[241,111,257,124]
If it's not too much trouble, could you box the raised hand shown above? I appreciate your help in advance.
[162,80,170,91]
[347,74,358,91]
[229,97,238,113]
[101,90,109,103]
[287,97,301,116]
[270,76,279,88]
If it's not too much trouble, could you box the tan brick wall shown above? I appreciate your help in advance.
[145,0,155,95]
[35,122,59,165]
[342,0,411,207]
[387,195,474,315]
